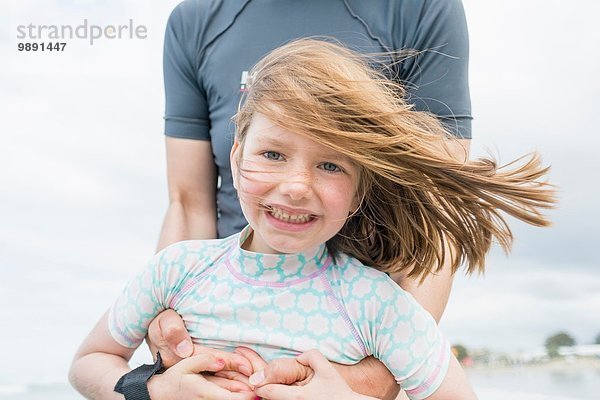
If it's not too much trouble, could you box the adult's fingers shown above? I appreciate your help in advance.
[175,354,226,374]
[189,377,258,400]
[205,374,253,393]
[193,344,254,376]
[234,346,268,374]
[255,383,301,400]
[160,309,194,357]
[215,369,252,386]
[145,309,192,367]
[249,358,313,388]
[295,349,336,375]
[170,368,257,400]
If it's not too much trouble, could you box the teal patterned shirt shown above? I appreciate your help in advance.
[109,226,450,399]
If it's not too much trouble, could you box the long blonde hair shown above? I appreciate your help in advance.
[235,38,555,279]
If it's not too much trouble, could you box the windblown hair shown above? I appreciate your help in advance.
[235,38,555,280]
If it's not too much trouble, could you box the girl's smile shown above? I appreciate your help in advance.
[231,113,359,255]
[263,203,319,232]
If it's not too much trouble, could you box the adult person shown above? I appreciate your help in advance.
[148,0,471,398]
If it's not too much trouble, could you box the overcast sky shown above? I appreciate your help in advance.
[1,0,599,387]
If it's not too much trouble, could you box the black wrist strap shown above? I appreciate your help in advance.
[114,352,163,400]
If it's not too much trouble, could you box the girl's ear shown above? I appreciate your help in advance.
[230,138,240,190]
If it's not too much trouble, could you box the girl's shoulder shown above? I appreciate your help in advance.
[332,252,394,279]
[328,252,404,299]
[153,235,237,273]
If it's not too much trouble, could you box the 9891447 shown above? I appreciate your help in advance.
[18,42,67,51]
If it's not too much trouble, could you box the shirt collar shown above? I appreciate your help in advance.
[225,225,331,287]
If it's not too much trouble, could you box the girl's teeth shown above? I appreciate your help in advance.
[268,207,312,223]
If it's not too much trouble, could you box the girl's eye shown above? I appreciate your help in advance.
[263,151,283,161]
[321,162,342,173]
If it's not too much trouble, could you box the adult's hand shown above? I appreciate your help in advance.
[213,346,270,388]
[145,309,254,377]
[254,350,377,400]
[146,309,193,367]
[147,354,256,400]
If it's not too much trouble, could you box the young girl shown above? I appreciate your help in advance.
[70,39,554,400]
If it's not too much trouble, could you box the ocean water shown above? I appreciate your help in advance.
[466,362,600,400]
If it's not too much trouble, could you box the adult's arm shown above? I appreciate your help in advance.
[69,312,255,400]
[156,137,218,251]
[157,2,218,251]
[426,356,478,400]
[69,312,134,400]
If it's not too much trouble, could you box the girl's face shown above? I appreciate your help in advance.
[231,113,359,254]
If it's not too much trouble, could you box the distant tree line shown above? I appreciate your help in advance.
[452,344,469,362]
[452,331,599,362]
[545,331,575,357]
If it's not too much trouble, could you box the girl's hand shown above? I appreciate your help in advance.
[211,346,272,390]
[254,350,377,400]
[248,357,313,387]
[147,354,257,400]
[226,346,312,388]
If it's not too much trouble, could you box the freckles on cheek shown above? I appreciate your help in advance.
[239,175,271,198]
[319,181,356,211]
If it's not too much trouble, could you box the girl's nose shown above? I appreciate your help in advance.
[279,171,313,201]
